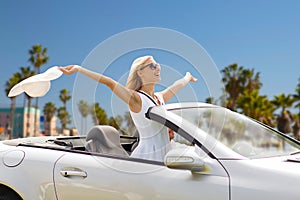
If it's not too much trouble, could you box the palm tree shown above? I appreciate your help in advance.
[221,64,262,111]
[237,90,275,127]
[28,44,49,136]
[59,89,71,108]
[57,107,71,132]
[20,67,35,137]
[90,103,108,125]
[124,111,136,136]
[43,102,57,135]
[108,117,120,130]
[292,114,299,141]
[272,94,295,113]
[78,100,89,134]
[205,97,215,104]
[5,73,22,139]
[292,78,300,140]
[28,45,49,73]
[114,115,123,130]
[272,94,295,133]
[293,78,300,118]
[58,89,71,134]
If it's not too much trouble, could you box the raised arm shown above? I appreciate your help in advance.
[59,65,142,112]
[160,72,197,102]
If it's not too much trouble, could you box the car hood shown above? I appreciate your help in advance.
[220,154,300,199]
[223,154,300,175]
[258,155,300,173]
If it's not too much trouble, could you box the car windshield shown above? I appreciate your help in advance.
[169,106,300,159]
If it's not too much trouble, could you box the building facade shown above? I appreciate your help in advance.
[0,107,40,138]
[43,115,58,136]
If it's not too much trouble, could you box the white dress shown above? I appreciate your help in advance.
[130,91,170,162]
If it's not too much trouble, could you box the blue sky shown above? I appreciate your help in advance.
[1,0,300,128]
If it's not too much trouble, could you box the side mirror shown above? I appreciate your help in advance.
[164,148,205,173]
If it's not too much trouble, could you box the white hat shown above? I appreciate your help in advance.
[8,66,63,97]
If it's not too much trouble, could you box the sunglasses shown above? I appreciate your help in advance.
[139,63,160,71]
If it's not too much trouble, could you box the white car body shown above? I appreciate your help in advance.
[0,102,299,200]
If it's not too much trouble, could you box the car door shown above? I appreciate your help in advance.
[53,149,229,200]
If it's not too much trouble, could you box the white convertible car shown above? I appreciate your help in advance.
[1,102,300,200]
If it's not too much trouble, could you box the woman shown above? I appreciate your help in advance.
[59,55,197,161]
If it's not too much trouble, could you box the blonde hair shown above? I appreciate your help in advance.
[126,55,153,91]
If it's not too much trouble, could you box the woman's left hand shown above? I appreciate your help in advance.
[185,72,197,82]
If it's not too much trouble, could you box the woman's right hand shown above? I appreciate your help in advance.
[59,65,81,75]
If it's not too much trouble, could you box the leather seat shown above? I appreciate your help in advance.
[85,125,129,157]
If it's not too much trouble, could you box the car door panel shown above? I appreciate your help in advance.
[54,151,229,200]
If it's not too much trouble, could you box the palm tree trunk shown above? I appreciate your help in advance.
[33,67,40,137]
[45,118,50,136]
[26,96,32,137]
[9,97,16,139]
[34,97,38,136]
[84,118,87,135]
[23,95,26,108]
[81,118,83,135]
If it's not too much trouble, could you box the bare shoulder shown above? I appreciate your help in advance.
[128,91,142,113]
[156,90,169,103]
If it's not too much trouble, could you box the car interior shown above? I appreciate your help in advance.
[27,125,139,157]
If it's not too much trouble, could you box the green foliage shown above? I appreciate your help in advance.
[123,111,136,136]
[91,103,108,125]
[43,102,57,122]
[237,90,275,126]
[59,89,71,107]
[5,73,22,139]
[221,63,298,134]
[272,94,294,112]
[57,106,71,130]
[43,102,57,135]
[19,66,35,136]
[57,89,72,131]
[28,44,49,136]
[221,63,262,111]
[78,100,90,134]
[271,94,295,133]
[108,117,119,130]
[293,78,300,118]
[4,44,300,139]
[28,44,49,73]
[205,97,215,104]
[78,100,89,118]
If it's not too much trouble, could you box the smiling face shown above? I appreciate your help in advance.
[138,57,161,85]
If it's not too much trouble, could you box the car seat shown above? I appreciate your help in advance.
[85,125,129,157]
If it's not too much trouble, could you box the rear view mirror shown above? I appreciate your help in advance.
[164,148,205,173]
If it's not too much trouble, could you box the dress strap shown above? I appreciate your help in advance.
[137,90,158,106]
